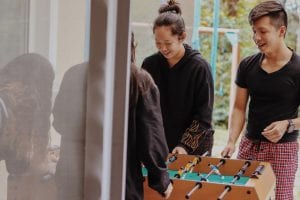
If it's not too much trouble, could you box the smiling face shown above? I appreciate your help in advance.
[154,26,185,62]
[252,15,286,55]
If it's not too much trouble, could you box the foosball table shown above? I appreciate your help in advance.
[143,153,275,200]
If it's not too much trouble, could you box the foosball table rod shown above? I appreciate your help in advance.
[251,164,265,179]
[185,158,226,199]
[217,185,231,200]
[217,161,251,200]
[185,182,202,199]
[200,158,226,181]
[230,160,251,184]
[166,153,178,165]
[174,151,209,178]
[188,151,209,173]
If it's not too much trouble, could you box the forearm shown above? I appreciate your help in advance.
[227,108,246,145]
[288,117,300,130]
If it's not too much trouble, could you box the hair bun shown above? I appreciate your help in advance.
[158,0,182,15]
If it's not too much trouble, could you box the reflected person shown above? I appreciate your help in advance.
[0,53,54,199]
[52,62,87,200]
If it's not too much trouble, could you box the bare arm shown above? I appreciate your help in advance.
[292,118,300,130]
[221,86,249,157]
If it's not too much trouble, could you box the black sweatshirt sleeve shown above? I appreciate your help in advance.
[136,71,170,194]
[179,61,214,153]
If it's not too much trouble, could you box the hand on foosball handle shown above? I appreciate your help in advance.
[223,155,231,158]
[221,142,235,158]
[162,182,173,199]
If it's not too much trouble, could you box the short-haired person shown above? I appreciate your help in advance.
[142,0,214,156]
[126,32,173,199]
[221,1,300,199]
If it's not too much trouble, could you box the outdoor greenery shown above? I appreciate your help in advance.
[196,0,258,128]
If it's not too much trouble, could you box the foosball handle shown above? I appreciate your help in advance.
[174,166,185,178]
[201,151,210,157]
[200,177,207,182]
[185,182,202,199]
[166,153,178,165]
[251,165,265,178]
[217,185,232,200]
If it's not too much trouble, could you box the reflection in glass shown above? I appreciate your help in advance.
[0,0,89,199]
[0,53,55,200]
[53,62,87,200]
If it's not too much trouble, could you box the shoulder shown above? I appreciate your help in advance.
[288,52,300,77]
[291,52,300,65]
[142,53,164,76]
[193,55,211,70]
[131,66,157,94]
[61,62,88,83]
[142,53,161,73]
[241,53,261,64]
[143,52,161,66]
[186,54,212,78]
[239,53,262,71]
[183,44,211,71]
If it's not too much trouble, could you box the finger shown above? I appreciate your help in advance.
[262,132,272,140]
[221,150,226,157]
[224,154,231,158]
[227,150,233,158]
[163,183,173,199]
[263,124,274,131]
[270,134,281,143]
[264,134,278,143]
[262,129,273,136]
[172,148,178,154]
[221,149,228,157]
[181,149,188,155]
[221,149,231,158]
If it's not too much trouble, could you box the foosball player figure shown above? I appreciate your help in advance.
[217,161,251,200]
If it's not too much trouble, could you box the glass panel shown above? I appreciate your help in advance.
[0,1,89,199]
[0,0,29,68]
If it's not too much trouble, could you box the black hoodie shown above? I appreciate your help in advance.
[142,44,214,154]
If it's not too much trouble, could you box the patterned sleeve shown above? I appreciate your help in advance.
[179,120,214,154]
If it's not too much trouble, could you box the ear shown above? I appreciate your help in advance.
[178,32,187,41]
[279,26,286,37]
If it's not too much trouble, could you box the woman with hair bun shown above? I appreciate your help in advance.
[142,0,214,156]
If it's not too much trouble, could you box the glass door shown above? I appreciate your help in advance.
[0,1,89,199]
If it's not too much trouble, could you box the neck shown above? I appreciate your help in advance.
[262,43,292,72]
[264,42,291,61]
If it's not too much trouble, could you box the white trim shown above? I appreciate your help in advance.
[85,0,131,199]
[49,0,58,67]
[84,0,91,61]
[102,0,131,199]
[101,0,117,198]
[28,0,36,52]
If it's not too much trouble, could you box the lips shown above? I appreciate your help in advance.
[257,43,265,48]
[162,52,171,57]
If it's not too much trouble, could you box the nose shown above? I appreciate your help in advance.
[253,33,261,43]
[159,44,168,52]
